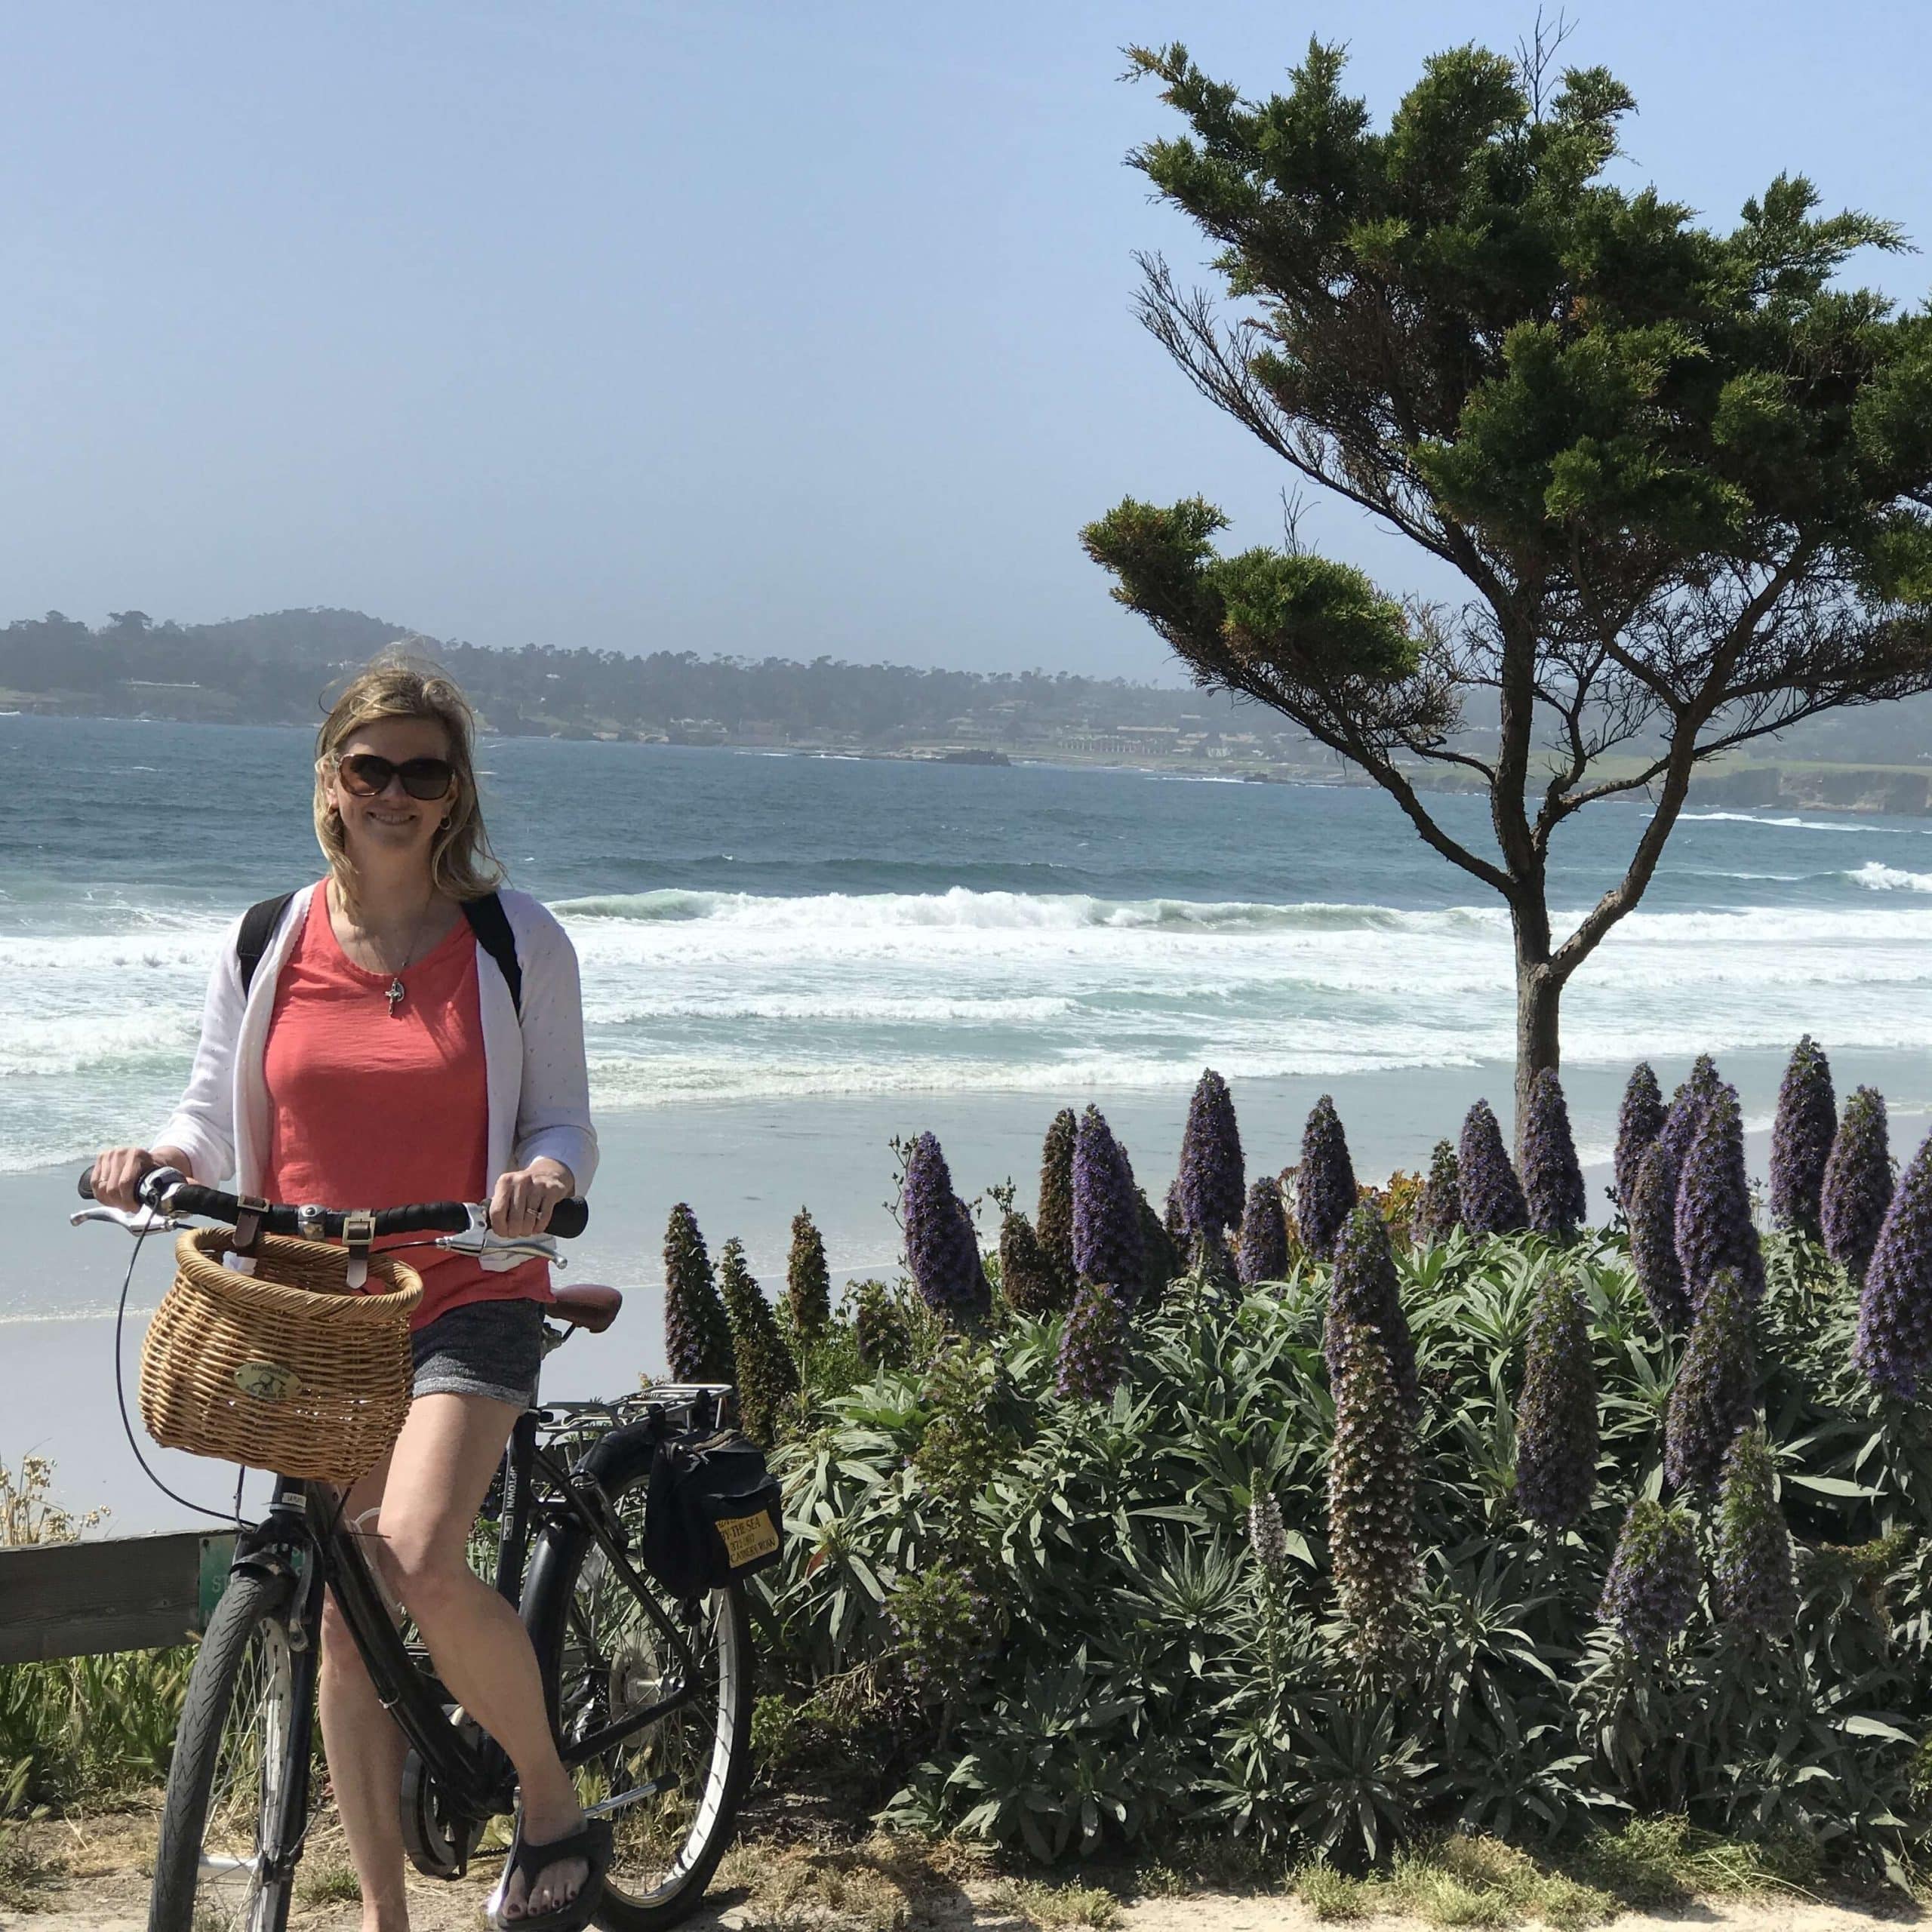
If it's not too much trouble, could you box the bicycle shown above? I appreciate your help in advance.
[75,1166,755,1932]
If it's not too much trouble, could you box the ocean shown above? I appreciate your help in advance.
[6,712,1930,1524]
[8,712,1932,1183]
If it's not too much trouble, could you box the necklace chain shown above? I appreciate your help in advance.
[334,884,436,1014]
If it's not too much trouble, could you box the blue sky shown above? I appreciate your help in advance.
[2,1,1926,678]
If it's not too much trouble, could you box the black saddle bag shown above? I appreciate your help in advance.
[640,1428,784,1598]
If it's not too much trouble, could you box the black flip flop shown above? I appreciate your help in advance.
[485,1814,614,1932]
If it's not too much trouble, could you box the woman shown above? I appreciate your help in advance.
[91,656,606,1932]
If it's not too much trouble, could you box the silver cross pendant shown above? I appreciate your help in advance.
[386,976,406,1015]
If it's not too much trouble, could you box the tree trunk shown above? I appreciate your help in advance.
[1514,958,1562,1160]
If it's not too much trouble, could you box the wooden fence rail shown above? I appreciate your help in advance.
[0,1532,235,1663]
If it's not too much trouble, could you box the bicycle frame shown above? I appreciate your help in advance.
[229,1398,721,1835]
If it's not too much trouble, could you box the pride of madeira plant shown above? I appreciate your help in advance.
[1081,35,1932,1128]
[901,1132,991,1327]
[718,1237,798,1446]
[663,1202,734,1384]
[1295,1094,1356,1261]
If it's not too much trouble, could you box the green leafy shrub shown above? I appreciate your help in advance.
[766,1225,1932,1878]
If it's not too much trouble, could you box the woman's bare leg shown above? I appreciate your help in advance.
[373,1392,589,1922]
[318,1456,412,1932]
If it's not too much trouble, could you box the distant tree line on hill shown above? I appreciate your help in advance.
[0,606,1268,741]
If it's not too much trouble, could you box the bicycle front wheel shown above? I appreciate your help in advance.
[149,1565,315,1932]
[523,1428,755,1932]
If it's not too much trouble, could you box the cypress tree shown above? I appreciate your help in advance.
[663,1202,735,1385]
[719,1237,799,1446]
[785,1206,832,1346]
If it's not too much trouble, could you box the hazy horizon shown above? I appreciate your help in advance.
[5,1,1928,677]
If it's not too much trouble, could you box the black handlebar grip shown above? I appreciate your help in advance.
[547,1198,589,1239]
[77,1168,97,1200]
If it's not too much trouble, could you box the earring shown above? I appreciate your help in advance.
[439,814,451,829]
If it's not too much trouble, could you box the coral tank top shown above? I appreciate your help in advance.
[263,885,549,1328]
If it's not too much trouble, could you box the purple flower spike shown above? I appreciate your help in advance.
[1324,1201,1417,1415]
[1675,1084,1764,1310]
[1236,1177,1289,1285]
[1769,1037,1836,1243]
[1614,1063,1667,1216]
[663,1202,735,1384]
[1036,1109,1078,1286]
[1327,1315,1417,1655]
[1297,1095,1358,1262]
[901,1132,991,1326]
[1628,1143,1692,1334]
[1712,1426,1797,1636]
[1412,1140,1461,1247]
[1055,1277,1131,1401]
[1823,1087,1894,1286]
[1853,1126,1932,1399]
[1522,1069,1587,1244]
[1599,1500,1700,1654]
[1515,1271,1598,1533]
[1664,1267,1756,1495]
[1072,1105,1144,1294]
[1457,1100,1529,1238]
[1657,1055,1723,1171]
[1177,1068,1245,1241]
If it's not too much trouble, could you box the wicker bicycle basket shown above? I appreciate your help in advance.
[139,1228,423,1484]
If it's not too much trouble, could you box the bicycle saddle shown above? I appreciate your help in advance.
[547,1284,623,1333]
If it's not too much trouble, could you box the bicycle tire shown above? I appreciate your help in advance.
[522,1426,755,1932]
[149,1564,315,1932]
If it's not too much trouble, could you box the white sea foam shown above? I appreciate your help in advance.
[1848,861,1932,894]
[1673,811,1920,835]
[6,881,1930,1171]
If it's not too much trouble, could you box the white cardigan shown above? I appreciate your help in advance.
[155,884,598,1269]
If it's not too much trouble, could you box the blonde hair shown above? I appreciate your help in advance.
[314,651,504,903]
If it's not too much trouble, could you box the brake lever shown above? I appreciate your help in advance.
[432,1203,565,1267]
[70,1204,177,1235]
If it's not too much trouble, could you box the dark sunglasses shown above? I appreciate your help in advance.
[335,752,457,801]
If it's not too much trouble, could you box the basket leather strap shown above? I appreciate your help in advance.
[232,1194,269,1257]
[343,1210,377,1291]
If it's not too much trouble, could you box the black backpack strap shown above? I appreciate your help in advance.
[462,892,522,1019]
[235,893,297,998]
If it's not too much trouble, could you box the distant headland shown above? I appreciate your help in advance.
[5,605,1930,810]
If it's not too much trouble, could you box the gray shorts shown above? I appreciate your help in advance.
[411,1298,547,1408]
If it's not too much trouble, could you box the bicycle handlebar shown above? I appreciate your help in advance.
[77,1166,589,1240]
